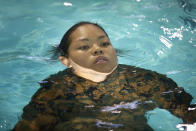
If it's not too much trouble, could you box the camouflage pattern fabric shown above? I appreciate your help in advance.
[13,64,196,131]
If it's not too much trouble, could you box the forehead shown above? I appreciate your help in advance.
[70,24,107,40]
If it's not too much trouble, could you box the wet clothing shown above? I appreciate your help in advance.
[13,64,196,131]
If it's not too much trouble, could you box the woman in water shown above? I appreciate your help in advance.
[13,21,196,131]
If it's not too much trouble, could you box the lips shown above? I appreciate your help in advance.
[94,56,109,64]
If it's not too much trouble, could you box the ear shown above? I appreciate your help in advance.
[58,56,72,68]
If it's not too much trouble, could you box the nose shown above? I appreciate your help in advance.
[93,49,104,56]
[92,43,104,56]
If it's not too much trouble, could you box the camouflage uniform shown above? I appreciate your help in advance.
[13,64,196,131]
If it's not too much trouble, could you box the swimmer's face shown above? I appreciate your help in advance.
[67,24,118,73]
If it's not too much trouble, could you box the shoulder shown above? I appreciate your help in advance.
[118,64,156,73]
[39,68,74,87]
[118,64,160,77]
[32,68,74,101]
[44,68,72,82]
[118,64,178,87]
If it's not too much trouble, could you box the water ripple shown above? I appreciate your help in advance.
[101,100,140,112]
[96,120,124,129]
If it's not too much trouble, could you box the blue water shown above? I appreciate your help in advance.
[0,0,196,130]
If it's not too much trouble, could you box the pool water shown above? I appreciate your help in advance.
[0,0,196,130]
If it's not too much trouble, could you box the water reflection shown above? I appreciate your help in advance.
[177,0,196,16]
[178,0,196,30]
[180,16,196,30]
[96,120,124,128]
[101,100,140,112]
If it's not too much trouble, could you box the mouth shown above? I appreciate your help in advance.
[94,56,109,64]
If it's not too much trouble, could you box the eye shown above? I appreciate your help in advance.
[78,45,89,50]
[101,42,110,47]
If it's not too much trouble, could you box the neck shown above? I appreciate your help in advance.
[69,59,117,82]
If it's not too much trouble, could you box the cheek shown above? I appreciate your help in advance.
[112,52,118,63]
[69,51,92,66]
[108,48,117,59]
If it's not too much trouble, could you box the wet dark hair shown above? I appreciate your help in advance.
[51,21,109,59]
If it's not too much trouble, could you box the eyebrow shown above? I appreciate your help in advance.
[78,35,107,42]
[79,38,89,42]
[97,35,106,40]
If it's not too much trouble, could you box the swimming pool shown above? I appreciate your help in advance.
[0,0,195,130]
